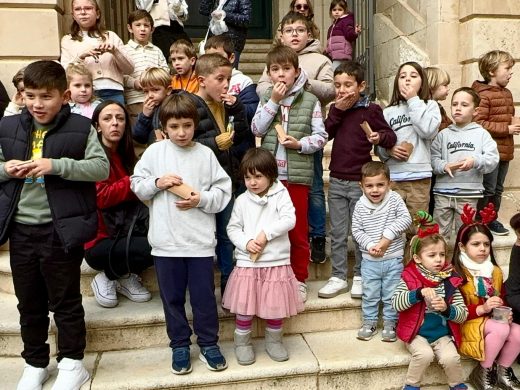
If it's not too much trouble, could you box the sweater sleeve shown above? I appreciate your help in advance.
[299,101,328,154]
[324,105,343,141]
[407,97,441,140]
[430,131,447,176]
[444,289,468,324]
[130,148,162,201]
[306,60,335,105]
[132,112,154,144]
[474,94,510,138]
[226,197,250,251]
[343,13,359,42]
[110,32,135,76]
[369,104,397,149]
[197,152,232,214]
[251,99,278,137]
[382,194,411,241]
[392,279,422,312]
[351,201,377,250]
[96,175,136,209]
[263,188,296,241]
[473,130,499,174]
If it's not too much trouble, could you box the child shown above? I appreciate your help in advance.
[130,93,231,374]
[251,45,328,301]
[170,39,199,93]
[60,0,134,104]
[378,61,441,240]
[0,60,109,389]
[431,87,499,240]
[424,66,452,131]
[67,63,102,119]
[124,9,169,126]
[452,204,520,390]
[132,67,172,145]
[320,61,396,299]
[191,53,249,297]
[352,161,411,340]
[4,67,25,116]
[326,0,361,70]
[472,50,519,235]
[223,147,303,364]
[392,212,468,390]
[506,213,520,326]
[257,12,335,264]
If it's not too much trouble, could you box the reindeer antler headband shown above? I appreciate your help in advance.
[459,203,496,236]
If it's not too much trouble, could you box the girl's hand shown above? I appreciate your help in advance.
[279,135,301,150]
[444,161,464,177]
[430,296,447,312]
[97,43,114,53]
[457,157,475,171]
[271,82,287,104]
[79,48,102,61]
[255,231,267,249]
[175,191,200,210]
[156,174,183,190]
[246,239,263,253]
[421,287,437,300]
[355,24,362,34]
[482,296,503,314]
[389,145,410,161]
[399,84,417,100]
[508,124,520,135]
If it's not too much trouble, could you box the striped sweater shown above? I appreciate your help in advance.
[352,190,411,260]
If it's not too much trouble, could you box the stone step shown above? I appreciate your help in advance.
[0,329,491,389]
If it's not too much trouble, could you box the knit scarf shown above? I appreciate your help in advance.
[416,263,452,284]
[459,251,495,298]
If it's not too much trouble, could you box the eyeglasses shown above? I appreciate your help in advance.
[282,27,308,36]
[73,6,95,13]
[295,4,309,11]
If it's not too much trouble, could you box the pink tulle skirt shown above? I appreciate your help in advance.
[222,265,304,319]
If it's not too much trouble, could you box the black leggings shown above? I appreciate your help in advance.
[85,236,153,280]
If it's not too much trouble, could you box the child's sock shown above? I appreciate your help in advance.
[265,318,283,332]
[235,314,254,334]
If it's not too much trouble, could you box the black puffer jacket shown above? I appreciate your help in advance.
[199,0,252,52]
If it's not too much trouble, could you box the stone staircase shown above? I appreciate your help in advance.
[234,39,272,83]
[0,231,516,389]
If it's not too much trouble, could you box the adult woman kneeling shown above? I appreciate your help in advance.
[85,100,153,308]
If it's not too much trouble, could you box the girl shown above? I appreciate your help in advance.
[326,0,361,70]
[66,63,101,119]
[392,211,468,390]
[379,62,441,240]
[85,101,153,308]
[452,204,520,390]
[424,66,452,131]
[61,0,134,105]
[223,147,304,365]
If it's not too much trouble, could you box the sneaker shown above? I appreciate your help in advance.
[488,220,509,235]
[171,347,192,375]
[116,274,152,303]
[91,272,118,308]
[199,345,228,371]
[449,383,468,390]
[350,276,362,299]
[310,236,326,264]
[382,321,397,342]
[403,385,420,390]
[357,322,377,341]
[51,358,89,390]
[298,281,308,302]
[318,277,349,298]
[16,364,49,390]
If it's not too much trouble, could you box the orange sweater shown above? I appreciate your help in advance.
[171,72,199,93]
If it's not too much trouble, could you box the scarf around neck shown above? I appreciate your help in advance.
[416,263,452,284]
[459,251,495,298]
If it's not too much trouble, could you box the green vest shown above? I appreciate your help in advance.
[261,88,317,186]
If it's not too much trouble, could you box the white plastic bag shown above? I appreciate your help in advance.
[209,9,228,35]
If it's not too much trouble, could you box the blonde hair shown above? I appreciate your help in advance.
[169,39,197,59]
[66,63,95,103]
[140,67,171,88]
[478,50,515,82]
[195,53,232,77]
[424,67,450,97]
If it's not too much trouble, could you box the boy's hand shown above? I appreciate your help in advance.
[389,145,410,161]
[26,159,53,178]
[175,191,200,210]
[4,160,32,178]
[271,82,287,104]
[142,96,157,117]
[444,161,464,177]
[367,132,380,145]
[156,174,183,190]
[13,91,24,106]
[334,91,357,111]
[508,124,520,135]
[399,84,417,100]
[368,247,382,257]
[279,135,301,150]
[372,237,391,256]
[221,93,237,106]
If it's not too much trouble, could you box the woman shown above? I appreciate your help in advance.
[85,100,153,308]
[290,0,320,39]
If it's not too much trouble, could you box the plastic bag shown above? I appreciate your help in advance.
[209,10,228,35]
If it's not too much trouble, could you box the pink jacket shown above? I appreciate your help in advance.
[326,13,358,61]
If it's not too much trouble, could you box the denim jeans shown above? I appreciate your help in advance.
[216,196,235,286]
[361,257,403,322]
[95,89,125,106]
[478,160,509,213]
[308,150,327,238]
[328,177,362,278]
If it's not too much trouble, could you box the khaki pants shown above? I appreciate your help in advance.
[434,195,478,240]
[405,335,464,387]
[391,178,431,237]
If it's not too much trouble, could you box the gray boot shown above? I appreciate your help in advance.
[265,329,288,362]
[234,331,255,365]
[497,365,520,390]
[469,363,499,390]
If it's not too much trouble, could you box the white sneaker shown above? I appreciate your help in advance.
[91,272,118,308]
[298,282,308,302]
[350,276,362,299]
[51,358,89,390]
[16,363,49,390]
[117,274,152,302]
[318,277,349,298]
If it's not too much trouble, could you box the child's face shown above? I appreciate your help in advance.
[414,241,446,272]
[69,74,93,104]
[204,47,235,65]
[451,91,477,127]
[334,73,365,101]
[128,17,153,45]
[199,66,231,102]
[16,81,24,94]
[268,62,300,92]
[24,87,69,125]
[458,232,490,264]
[280,21,310,53]
[165,117,195,147]
[170,50,196,76]
[96,103,126,149]
[72,0,99,31]
[143,85,171,106]
[360,173,390,204]
[432,84,449,101]
[244,169,271,196]
[490,61,514,88]
[331,5,346,20]
[398,64,422,97]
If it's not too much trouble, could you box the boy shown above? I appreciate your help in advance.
[431,87,499,239]
[170,39,199,93]
[258,12,335,265]
[0,60,109,389]
[320,61,396,300]
[131,93,231,375]
[132,67,172,146]
[124,9,169,127]
[4,67,26,116]
[352,161,411,341]
[472,50,519,235]
[190,53,248,296]
[251,45,328,301]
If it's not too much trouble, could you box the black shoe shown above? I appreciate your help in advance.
[310,236,326,264]
[488,220,509,236]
